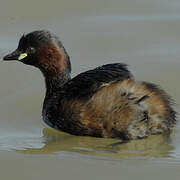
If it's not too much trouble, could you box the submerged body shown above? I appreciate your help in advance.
[3,30,177,140]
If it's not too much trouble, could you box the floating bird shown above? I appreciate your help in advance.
[3,30,177,140]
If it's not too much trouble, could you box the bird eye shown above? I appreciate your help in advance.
[26,47,35,54]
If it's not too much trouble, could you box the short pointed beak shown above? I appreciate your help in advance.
[3,49,21,61]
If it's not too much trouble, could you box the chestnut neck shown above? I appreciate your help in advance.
[37,43,71,95]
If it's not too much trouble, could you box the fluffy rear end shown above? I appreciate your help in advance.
[121,80,177,139]
[141,82,176,133]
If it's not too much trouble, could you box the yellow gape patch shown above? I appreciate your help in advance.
[18,53,28,60]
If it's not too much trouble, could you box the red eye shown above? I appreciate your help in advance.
[27,47,35,54]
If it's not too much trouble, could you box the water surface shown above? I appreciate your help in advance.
[0,0,180,179]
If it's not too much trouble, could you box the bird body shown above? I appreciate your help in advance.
[3,30,177,140]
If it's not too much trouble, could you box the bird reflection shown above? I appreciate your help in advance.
[15,127,175,158]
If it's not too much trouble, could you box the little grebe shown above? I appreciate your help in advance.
[3,30,177,140]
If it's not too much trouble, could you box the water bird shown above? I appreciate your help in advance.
[3,30,177,140]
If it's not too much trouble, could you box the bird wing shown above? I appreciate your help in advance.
[63,63,133,98]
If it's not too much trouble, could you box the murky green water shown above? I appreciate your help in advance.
[0,0,180,179]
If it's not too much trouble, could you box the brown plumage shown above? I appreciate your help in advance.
[61,79,176,139]
[3,30,177,140]
[38,43,68,77]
